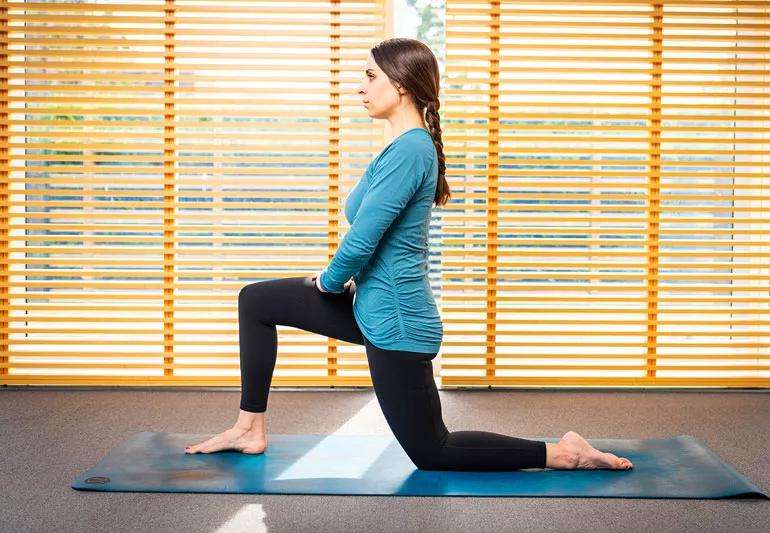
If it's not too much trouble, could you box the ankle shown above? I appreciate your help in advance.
[235,409,266,433]
[545,441,576,469]
[545,442,559,468]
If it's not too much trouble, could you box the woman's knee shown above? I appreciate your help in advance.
[238,281,267,319]
[393,435,447,471]
[406,448,444,471]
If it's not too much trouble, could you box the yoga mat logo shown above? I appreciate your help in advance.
[84,476,110,485]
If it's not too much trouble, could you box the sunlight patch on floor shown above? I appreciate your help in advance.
[274,397,391,481]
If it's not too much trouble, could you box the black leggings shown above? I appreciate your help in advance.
[237,276,547,471]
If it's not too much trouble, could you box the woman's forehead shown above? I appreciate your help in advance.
[365,56,381,72]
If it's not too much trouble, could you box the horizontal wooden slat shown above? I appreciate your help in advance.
[0,37,375,49]
[6,317,770,326]
[439,377,770,387]
[6,260,769,270]
[3,26,381,37]
[12,51,770,64]
[6,268,770,280]
[7,15,377,25]
[2,2,381,13]
[8,141,765,153]
[447,32,768,44]
[9,60,770,77]
[5,304,770,315]
[451,7,768,18]
[12,180,763,192]
[0,376,375,387]
[6,189,768,203]
[9,101,770,111]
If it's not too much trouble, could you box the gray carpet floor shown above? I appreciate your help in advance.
[1,386,768,533]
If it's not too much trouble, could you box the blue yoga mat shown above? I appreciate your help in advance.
[72,432,768,499]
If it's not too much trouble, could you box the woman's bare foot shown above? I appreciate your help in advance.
[546,430,633,470]
[184,426,267,455]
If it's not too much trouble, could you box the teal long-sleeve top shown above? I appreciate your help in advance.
[318,127,443,354]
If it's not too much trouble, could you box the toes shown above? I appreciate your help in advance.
[185,435,232,454]
[186,443,204,454]
[600,452,621,469]
[185,438,216,454]
[612,455,632,469]
[196,442,216,454]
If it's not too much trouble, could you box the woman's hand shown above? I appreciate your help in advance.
[311,270,353,294]
[311,270,329,293]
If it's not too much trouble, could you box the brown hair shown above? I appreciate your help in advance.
[371,38,451,208]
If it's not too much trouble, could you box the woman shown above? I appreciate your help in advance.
[185,38,633,471]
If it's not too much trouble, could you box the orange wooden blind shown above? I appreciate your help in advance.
[1,0,388,386]
[439,0,768,387]
[1,0,767,389]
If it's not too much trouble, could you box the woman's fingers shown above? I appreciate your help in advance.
[311,271,352,293]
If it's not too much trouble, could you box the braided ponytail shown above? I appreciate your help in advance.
[424,100,450,207]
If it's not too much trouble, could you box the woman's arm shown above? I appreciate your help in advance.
[318,146,427,293]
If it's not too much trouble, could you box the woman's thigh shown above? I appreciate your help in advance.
[363,337,449,465]
[239,275,365,346]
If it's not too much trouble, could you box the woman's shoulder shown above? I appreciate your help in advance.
[379,129,433,161]
[391,127,432,148]
[366,129,433,179]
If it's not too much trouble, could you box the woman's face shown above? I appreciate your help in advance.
[357,54,403,119]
